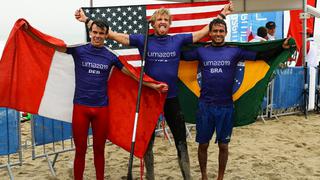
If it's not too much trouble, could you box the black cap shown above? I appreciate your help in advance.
[266,21,276,29]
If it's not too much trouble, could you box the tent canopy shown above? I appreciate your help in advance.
[161,0,303,13]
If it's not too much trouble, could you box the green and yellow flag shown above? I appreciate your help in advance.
[178,39,296,127]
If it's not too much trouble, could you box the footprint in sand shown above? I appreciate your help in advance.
[294,143,306,148]
[47,176,59,180]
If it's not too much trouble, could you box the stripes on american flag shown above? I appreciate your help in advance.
[83,1,228,66]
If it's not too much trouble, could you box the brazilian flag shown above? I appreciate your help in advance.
[178,39,296,127]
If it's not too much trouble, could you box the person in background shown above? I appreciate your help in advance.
[250,26,268,42]
[266,21,276,40]
[305,28,319,68]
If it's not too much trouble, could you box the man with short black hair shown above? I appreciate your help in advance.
[250,26,268,42]
[182,18,291,180]
[266,21,276,40]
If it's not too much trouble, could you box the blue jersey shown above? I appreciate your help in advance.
[67,44,124,107]
[183,45,256,105]
[129,34,193,98]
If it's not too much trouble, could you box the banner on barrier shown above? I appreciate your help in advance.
[228,11,283,42]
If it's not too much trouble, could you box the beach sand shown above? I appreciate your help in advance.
[1,113,320,179]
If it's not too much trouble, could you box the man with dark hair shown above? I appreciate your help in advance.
[266,21,276,40]
[89,19,109,33]
[182,18,291,180]
[250,26,268,42]
[23,19,167,180]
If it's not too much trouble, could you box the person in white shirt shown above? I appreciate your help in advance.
[306,31,319,67]
[305,28,319,110]
[250,26,268,42]
[266,21,276,40]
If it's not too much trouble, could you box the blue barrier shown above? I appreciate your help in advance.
[31,115,93,176]
[33,115,73,146]
[272,67,304,109]
[32,115,93,146]
[0,108,19,155]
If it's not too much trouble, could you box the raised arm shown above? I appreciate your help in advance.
[23,24,66,52]
[75,8,130,46]
[192,1,234,43]
[121,66,168,93]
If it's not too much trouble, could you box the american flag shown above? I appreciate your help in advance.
[83,1,228,65]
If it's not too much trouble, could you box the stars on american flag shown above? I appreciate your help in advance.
[83,5,147,49]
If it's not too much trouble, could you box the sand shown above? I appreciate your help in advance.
[1,113,320,180]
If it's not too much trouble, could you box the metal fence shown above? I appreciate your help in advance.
[31,115,92,176]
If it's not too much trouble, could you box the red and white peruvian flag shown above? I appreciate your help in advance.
[0,19,75,122]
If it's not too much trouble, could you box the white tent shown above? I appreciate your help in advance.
[160,0,303,12]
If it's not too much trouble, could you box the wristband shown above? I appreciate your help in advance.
[85,18,91,25]
[218,13,226,20]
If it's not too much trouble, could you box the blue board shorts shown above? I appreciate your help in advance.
[196,101,234,144]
